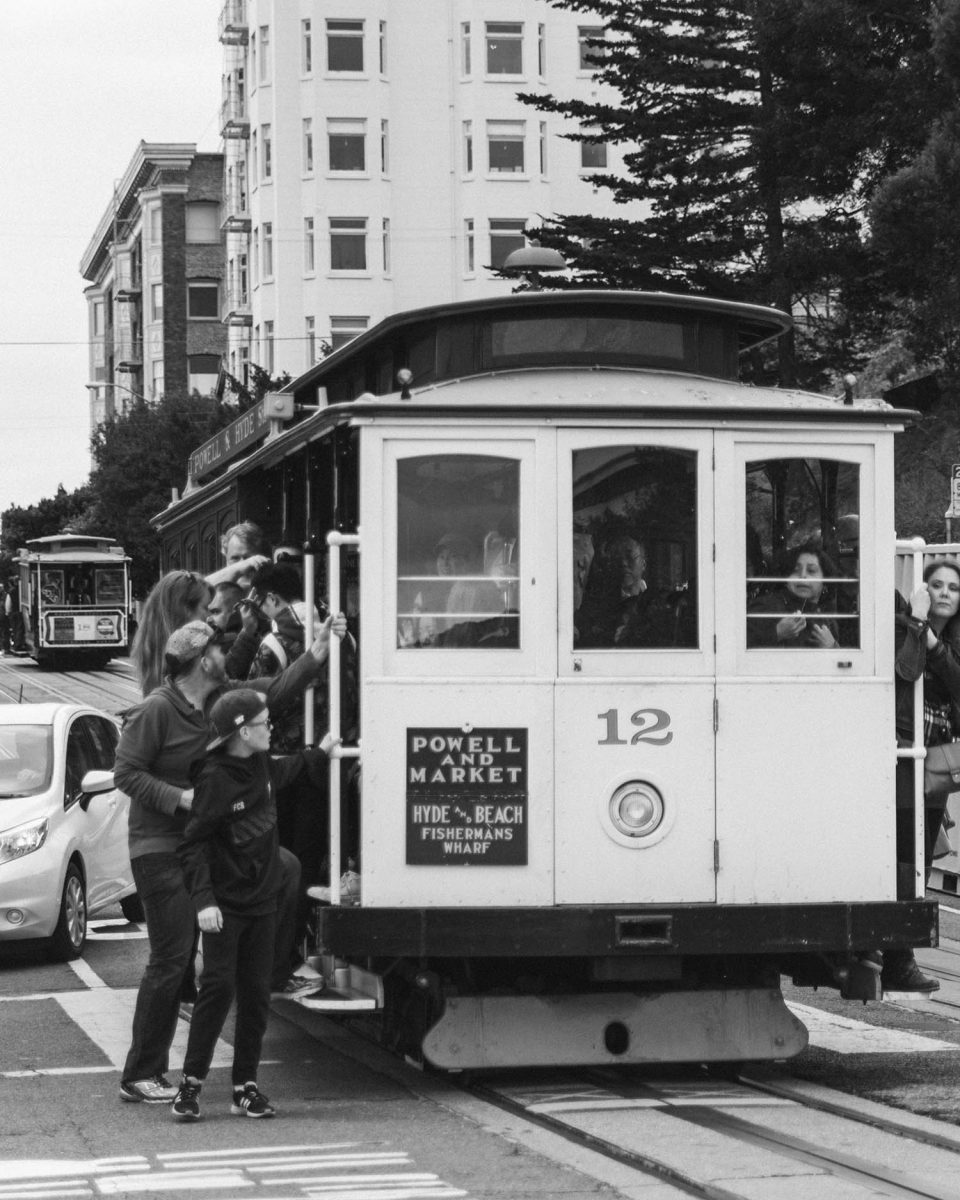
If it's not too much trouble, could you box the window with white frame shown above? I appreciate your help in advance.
[382,217,391,273]
[463,121,474,174]
[262,222,274,278]
[330,218,367,270]
[188,281,219,319]
[578,26,605,70]
[305,315,316,364]
[262,124,272,179]
[258,25,270,83]
[330,315,368,350]
[461,22,471,75]
[486,22,523,75]
[539,122,547,174]
[489,219,526,268]
[538,24,546,75]
[151,282,163,322]
[92,299,104,336]
[185,202,220,244]
[327,19,363,72]
[149,206,162,243]
[236,252,249,305]
[379,20,387,73]
[464,219,475,273]
[251,228,259,286]
[304,217,316,273]
[250,130,258,182]
[303,118,314,173]
[328,118,366,171]
[249,31,256,89]
[151,359,164,400]
[381,120,389,173]
[580,127,608,170]
[188,354,220,396]
[263,320,275,373]
[302,19,312,73]
[487,121,525,173]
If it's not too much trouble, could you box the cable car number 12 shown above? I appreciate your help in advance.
[597,708,673,746]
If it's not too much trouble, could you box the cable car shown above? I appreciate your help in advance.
[155,290,936,1069]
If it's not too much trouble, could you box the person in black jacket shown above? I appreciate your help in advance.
[171,689,338,1121]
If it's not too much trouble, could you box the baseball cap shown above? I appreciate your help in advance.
[207,688,269,751]
[163,620,227,676]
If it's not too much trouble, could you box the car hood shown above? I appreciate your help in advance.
[0,792,58,831]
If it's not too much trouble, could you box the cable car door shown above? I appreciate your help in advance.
[555,430,717,904]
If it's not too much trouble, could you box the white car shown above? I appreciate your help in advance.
[0,702,138,959]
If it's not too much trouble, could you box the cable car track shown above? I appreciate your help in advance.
[0,655,139,712]
[466,1067,960,1200]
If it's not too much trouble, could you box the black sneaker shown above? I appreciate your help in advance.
[171,1077,202,1121]
[231,1082,275,1118]
[271,974,317,998]
[119,1075,178,1104]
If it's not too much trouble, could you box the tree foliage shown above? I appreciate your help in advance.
[519,0,942,384]
[0,485,94,579]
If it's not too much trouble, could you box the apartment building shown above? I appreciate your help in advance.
[219,0,630,380]
[81,143,227,429]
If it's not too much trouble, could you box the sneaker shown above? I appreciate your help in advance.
[271,974,317,998]
[171,1077,202,1121]
[231,1082,275,1118]
[119,1075,179,1104]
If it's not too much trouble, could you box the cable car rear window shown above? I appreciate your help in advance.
[489,316,687,367]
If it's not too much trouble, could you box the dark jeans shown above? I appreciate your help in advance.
[183,910,274,1086]
[123,852,197,1084]
[272,846,301,988]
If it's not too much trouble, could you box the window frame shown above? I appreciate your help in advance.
[485,20,524,76]
[326,17,365,73]
[187,281,220,320]
[329,217,368,273]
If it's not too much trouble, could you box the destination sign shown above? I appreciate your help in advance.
[186,393,296,484]
[406,727,528,866]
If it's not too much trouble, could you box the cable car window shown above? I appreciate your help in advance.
[397,454,519,649]
[745,458,859,649]
[572,447,698,649]
[489,315,687,368]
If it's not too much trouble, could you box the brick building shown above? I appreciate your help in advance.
[80,143,226,430]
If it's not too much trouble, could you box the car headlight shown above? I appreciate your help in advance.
[0,818,49,865]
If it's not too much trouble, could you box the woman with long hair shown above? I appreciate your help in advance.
[747,542,840,648]
[131,571,212,697]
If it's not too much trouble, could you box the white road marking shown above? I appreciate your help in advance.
[788,1000,958,1054]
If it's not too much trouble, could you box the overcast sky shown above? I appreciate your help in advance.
[0,0,222,521]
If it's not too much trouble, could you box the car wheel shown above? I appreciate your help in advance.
[120,893,145,923]
[49,863,87,960]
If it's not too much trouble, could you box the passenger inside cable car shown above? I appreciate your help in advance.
[746,544,840,648]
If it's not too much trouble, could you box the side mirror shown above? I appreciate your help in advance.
[79,769,115,812]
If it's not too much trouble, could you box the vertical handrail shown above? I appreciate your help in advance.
[302,548,316,745]
[326,530,361,906]
[896,538,927,901]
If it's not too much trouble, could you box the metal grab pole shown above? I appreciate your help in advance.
[326,530,360,906]
[906,538,926,901]
[302,545,316,745]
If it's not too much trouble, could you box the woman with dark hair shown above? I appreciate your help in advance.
[747,543,840,648]
[889,558,960,991]
[131,572,213,697]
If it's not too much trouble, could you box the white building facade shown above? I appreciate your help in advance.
[219,0,633,380]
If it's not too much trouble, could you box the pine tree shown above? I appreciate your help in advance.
[520,0,941,384]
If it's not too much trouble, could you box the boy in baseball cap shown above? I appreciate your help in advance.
[171,689,338,1121]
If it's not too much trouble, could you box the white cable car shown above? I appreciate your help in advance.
[156,291,936,1069]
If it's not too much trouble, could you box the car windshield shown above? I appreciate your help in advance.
[0,724,53,797]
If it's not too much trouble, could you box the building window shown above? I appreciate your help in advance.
[262,124,272,179]
[486,22,523,75]
[262,222,273,278]
[330,218,367,270]
[305,315,316,364]
[151,282,163,322]
[381,119,389,173]
[463,121,473,174]
[258,25,270,83]
[304,217,315,273]
[264,320,275,373]
[188,282,219,319]
[539,122,547,174]
[92,299,104,336]
[328,118,366,171]
[465,219,475,273]
[538,24,546,75]
[382,217,391,273]
[487,121,525,173]
[327,19,363,72]
[489,219,526,269]
[188,354,221,396]
[151,360,164,401]
[303,118,314,173]
[330,315,368,351]
[578,26,605,70]
[149,207,162,243]
[379,20,387,74]
[580,129,608,170]
[249,32,256,90]
[302,19,312,73]
[250,130,258,183]
[236,251,249,305]
[461,22,471,75]
[185,202,220,244]
[251,228,258,286]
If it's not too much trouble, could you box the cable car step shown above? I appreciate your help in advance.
[286,961,383,1012]
[292,988,379,1012]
